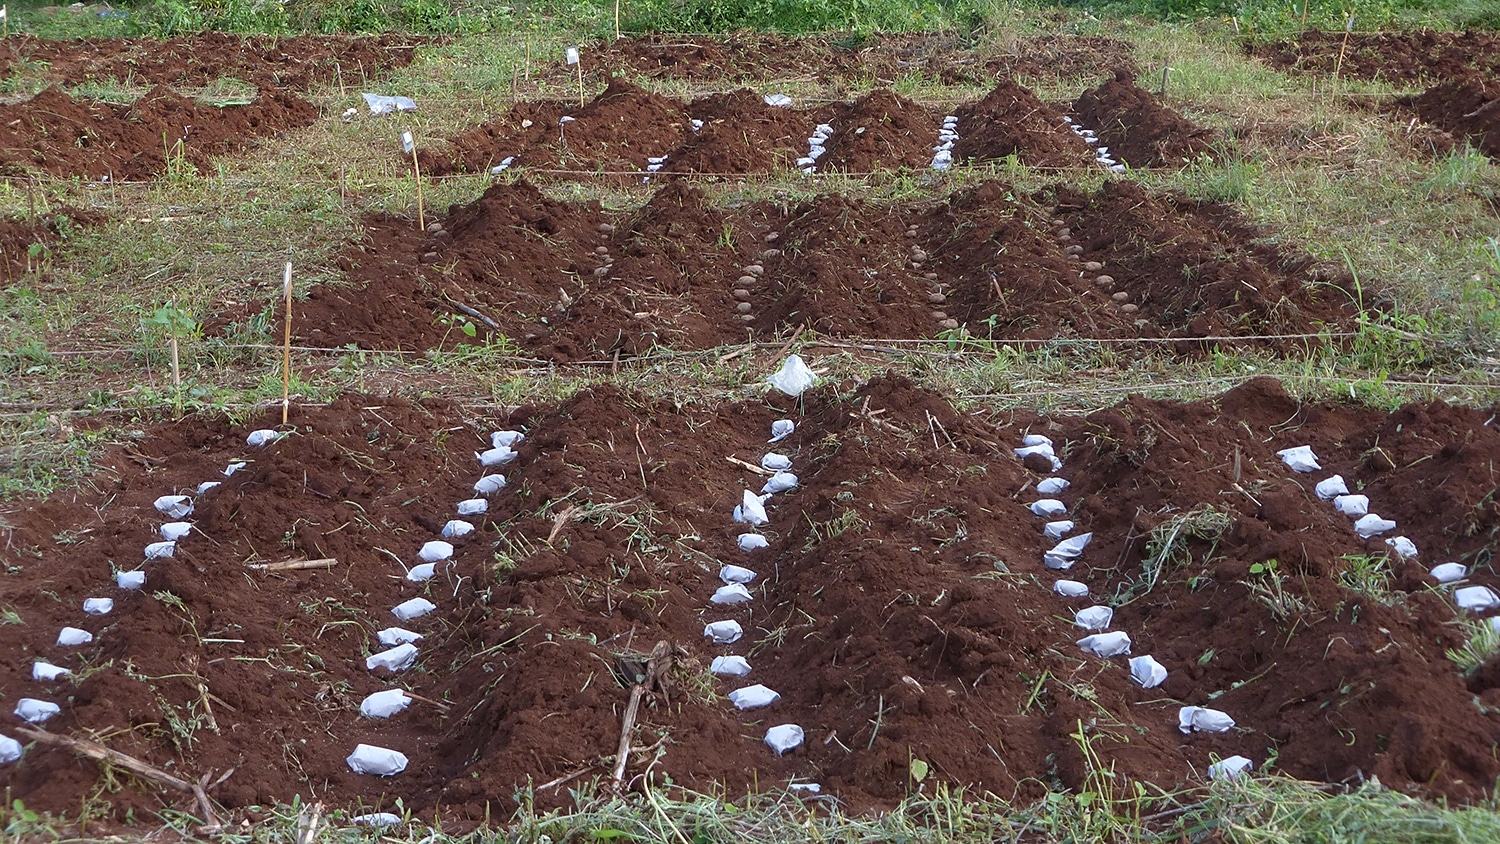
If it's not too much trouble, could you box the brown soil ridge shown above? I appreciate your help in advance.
[1072,71,1215,168]
[1402,71,1500,160]
[814,89,935,172]
[953,79,1094,167]
[0,85,318,180]
[293,178,1353,360]
[1249,29,1500,85]
[2,377,1499,829]
[0,33,427,91]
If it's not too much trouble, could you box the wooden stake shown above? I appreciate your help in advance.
[334,61,345,97]
[1332,12,1354,98]
[248,557,337,572]
[525,40,531,79]
[403,130,425,230]
[26,177,34,222]
[3,7,8,39]
[1160,62,1169,101]
[1299,0,1310,35]
[614,0,621,40]
[281,262,293,426]
[577,57,586,108]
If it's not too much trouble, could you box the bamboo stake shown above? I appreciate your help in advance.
[248,557,337,572]
[1332,12,1354,98]
[403,130,425,230]
[567,46,585,108]
[614,0,621,39]
[281,262,292,425]
[1299,0,1310,35]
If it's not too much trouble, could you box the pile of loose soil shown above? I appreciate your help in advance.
[813,90,935,172]
[0,85,318,180]
[669,89,815,174]
[3,376,1498,828]
[0,33,426,91]
[953,79,1094,167]
[1072,71,1215,168]
[1401,72,1500,160]
[1250,29,1500,84]
[0,207,102,281]
[294,178,1351,359]
[985,35,1139,81]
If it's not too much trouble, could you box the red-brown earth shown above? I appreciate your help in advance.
[293,178,1352,360]
[1250,29,1500,85]
[1,376,1498,830]
[1072,71,1215,168]
[0,207,101,282]
[1402,72,1500,160]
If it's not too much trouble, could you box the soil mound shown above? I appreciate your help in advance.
[0,33,425,90]
[1403,72,1500,160]
[815,90,935,172]
[295,179,1353,358]
[4,378,1499,827]
[985,35,1139,81]
[954,80,1094,167]
[1250,29,1500,85]
[0,85,317,180]
[1072,72,1215,168]
[669,89,814,173]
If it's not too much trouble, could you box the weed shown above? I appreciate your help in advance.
[1446,618,1500,676]
[1114,505,1232,606]
[1245,558,1313,620]
[1336,554,1397,605]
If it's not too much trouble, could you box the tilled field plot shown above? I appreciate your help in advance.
[296,178,1351,359]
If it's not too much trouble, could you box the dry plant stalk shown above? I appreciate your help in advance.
[612,640,673,792]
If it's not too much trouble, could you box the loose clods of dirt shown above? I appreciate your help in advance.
[1401,72,1500,161]
[1250,29,1500,85]
[953,80,1094,167]
[1072,71,1215,168]
[0,85,317,180]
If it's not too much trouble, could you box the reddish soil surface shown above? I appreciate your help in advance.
[815,89,935,171]
[953,79,1093,167]
[0,207,100,282]
[1402,72,1500,160]
[1250,30,1500,84]
[0,33,425,91]
[2,376,1498,828]
[1072,72,1215,168]
[295,178,1351,360]
[0,85,318,180]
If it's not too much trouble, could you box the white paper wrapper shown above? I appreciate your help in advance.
[1129,655,1168,689]
[1179,706,1235,733]
[57,627,93,646]
[196,481,221,494]
[154,495,193,519]
[1209,755,1254,780]
[442,520,475,539]
[764,724,804,755]
[366,643,418,672]
[769,420,795,442]
[735,490,769,526]
[360,689,412,719]
[1385,536,1418,559]
[491,430,525,448]
[763,93,793,107]
[83,598,114,615]
[1074,605,1114,630]
[1044,520,1075,540]
[351,813,402,827]
[1022,434,1052,447]
[246,429,280,447]
[377,628,423,647]
[720,565,757,584]
[117,570,146,589]
[362,93,417,114]
[1353,514,1396,539]
[160,522,193,541]
[1077,631,1131,657]
[418,540,453,563]
[15,699,60,723]
[1014,444,1062,471]
[1048,532,1093,560]
[1334,494,1370,517]
[761,453,793,472]
[1043,553,1074,571]
[346,743,408,776]
[790,783,821,794]
[457,498,489,516]
[1030,499,1067,518]
[144,540,176,560]
[712,583,754,604]
[1429,563,1467,584]
[392,597,437,620]
[1315,475,1349,500]
[1053,580,1090,597]
[711,655,752,676]
[32,662,70,681]
[406,563,436,582]
[1490,617,1500,635]
[738,533,769,552]
[1036,477,1070,495]
[224,461,247,477]
[762,472,799,494]
[0,734,21,764]
[728,684,781,710]
[1455,585,1500,611]
[476,446,517,467]
[704,620,743,644]
[1277,445,1320,473]
[474,474,507,495]
[767,355,817,397]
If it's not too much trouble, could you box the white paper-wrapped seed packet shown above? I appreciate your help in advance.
[418,540,453,562]
[491,430,525,448]
[1315,475,1348,500]
[764,724,804,755]
[1077,631,1131,657]
[366,643,419,672]
[246,429,280,447]
[737,533,769,552]
[1179,706,1235,733]
[1074,606,1113,630]
[728,684,781,710]
[57,627,93,646]
[762,472,799,494]
[154,495,193,519]
[1334,494,1369,517]
[769,420,795,442]
[1385,536,1418,559]
[1208,755,1254,781]
[377,627,423,646]
[1129,655,1168,689]
[82,598,114,615]
[346,744,408,776]
[0,734,21,764]
[392,597,437,620]
[704,620,743,644]
[1030,499,1067,518]
[720,565,756,584]
[159,522,193,541]
[15,699,60,723]
[1429,563,1467,584]
[117,570,146,589]
[1053,580,1089,597]
[1036,477,1070,495]
[760,453,793,472]
[1276,445,1320,473]
[711,583,754,605]
[441,520,474,539]
[473,475,506,495]
[457,498,489,516]
[351,813,402,827]
[405,563,436,582]
[735,490,769,526]
[1354,514,1396,539]
[32,662,71,681]
[360,689,412,719]
[144,541,176,560]
[1044,520,1075,540]
[711,655,752,676]
[1455,586,1500,611]
[476,446,516,467]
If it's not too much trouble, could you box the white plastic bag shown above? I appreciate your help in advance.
[1353,514,1396,538]
[457,498,489,516]
[15,699,60,723]
[392,597,436,620]
[769,420,795,442]
[378,627,423,646]
[735,490,769,526]
[712,583,754,604]
[246,429,280,447]
[1044,520,1075,540]
[729,684,781,710]
[1077,631,1131,657]
[1030,499,1067,518]
[1455,586,1500,611]
[1179,706,1235,733]
[346,743,409,775]
[57,627,93,646]
[720,565,757,584]
[1315,475,1348,500]
[360,689,412,719]
[1334,494,1369,517]
[763,94,793,107]
[1276,445,1320,473]
[1129,655,1168,689]
[362,93,417,115]
[366,643,418,672]
[1036,477,1070,495]
[737,534,769,552]
[83,598,114,615]
[761,453,793,472]
[154,495,193,519]
[474,474,507,495]
[418,540,453,562]
[767,355,816,397]
[1209,755,1254,780]
[762,472,799,494]
[1429,563,1467,584]
[442,520,474,539]
[711,655,752,676]
[704,620,743,644]
[117,570,146,589]
[32,662,70,681]
[160,522,193,541]
[144,540,176,560]
[764,724,804,755]
[1074,606,1113,630]
[1053,580,1089,597]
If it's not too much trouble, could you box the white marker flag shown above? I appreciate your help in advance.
[401,131,414,154]
[566,46,580,65]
